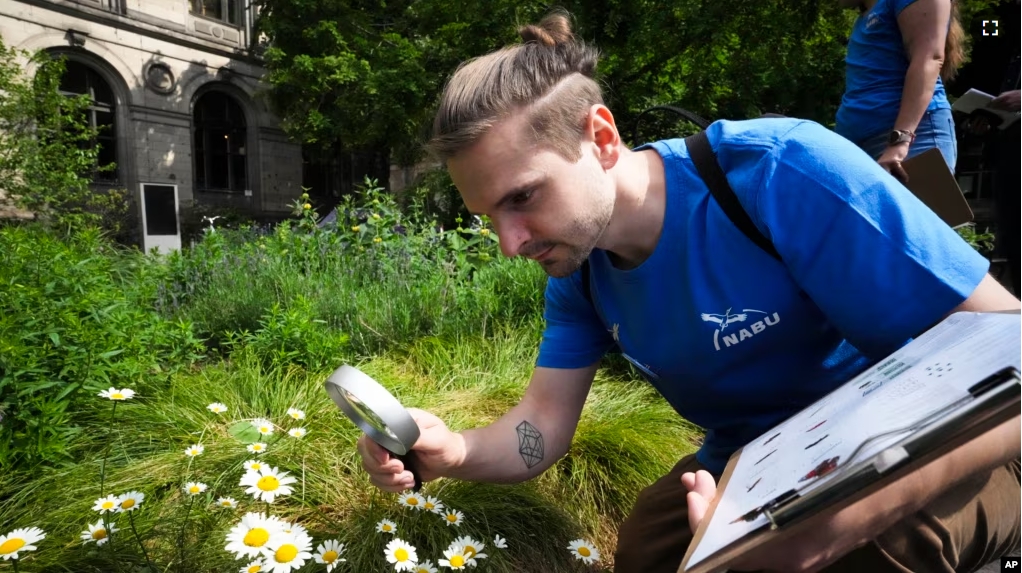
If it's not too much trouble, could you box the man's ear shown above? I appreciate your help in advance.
[587,104,621,170]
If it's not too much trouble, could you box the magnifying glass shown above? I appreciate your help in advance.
[323,364,422,491]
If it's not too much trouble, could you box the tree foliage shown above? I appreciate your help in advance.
[254,0,1007,166]
[0,38,121,229]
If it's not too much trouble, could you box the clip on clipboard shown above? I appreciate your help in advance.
[679,311,1021,573]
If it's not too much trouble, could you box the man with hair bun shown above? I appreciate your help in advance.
[357,10,1021,573]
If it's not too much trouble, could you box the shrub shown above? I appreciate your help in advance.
[0,225,206,469]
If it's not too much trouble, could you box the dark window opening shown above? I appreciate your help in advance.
[58,60,118,184]
[193,91,247,193]
[189,0,240,26]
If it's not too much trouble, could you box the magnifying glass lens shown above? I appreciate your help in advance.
[343,388,400,441]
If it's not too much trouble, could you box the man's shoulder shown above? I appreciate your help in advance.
[647,117,837,160]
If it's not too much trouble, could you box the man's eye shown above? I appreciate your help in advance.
[512,190,534,205]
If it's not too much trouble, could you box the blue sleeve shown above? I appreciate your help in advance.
[534,274,615,369]
[733,120,988,359]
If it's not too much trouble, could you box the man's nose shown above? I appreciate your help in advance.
[493,218,529,258]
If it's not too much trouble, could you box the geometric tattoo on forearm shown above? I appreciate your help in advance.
[516,420,544,469]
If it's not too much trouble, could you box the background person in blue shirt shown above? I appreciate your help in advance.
[357,11,1021,573]
[835,0,966,181]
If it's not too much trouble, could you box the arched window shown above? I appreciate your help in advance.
[193,91,247,193]
[58,60,118,184]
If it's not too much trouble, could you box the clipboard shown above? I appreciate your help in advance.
[678,311,1021,573]
[901,148,974,229]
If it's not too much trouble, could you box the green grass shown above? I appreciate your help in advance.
[0,329,701,572]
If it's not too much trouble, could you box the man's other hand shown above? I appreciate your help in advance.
[989,90,1021,113]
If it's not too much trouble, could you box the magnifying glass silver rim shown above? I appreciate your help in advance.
[323,364,420,455]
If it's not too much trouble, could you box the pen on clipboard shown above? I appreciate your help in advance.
[731,366,1020,529]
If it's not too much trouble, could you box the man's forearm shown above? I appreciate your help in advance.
[445,397,576,483]
[892,58,943,134]
[819,415,1020,555]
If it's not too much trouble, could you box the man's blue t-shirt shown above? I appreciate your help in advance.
[835,0,952,144]
[535,117,988,475]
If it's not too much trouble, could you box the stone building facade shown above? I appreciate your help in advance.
[0,0,303,250]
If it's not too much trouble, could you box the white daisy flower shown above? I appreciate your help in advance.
[239,466,297,504]
[492,534,507,549]
[239,559,264,573]
[286,408,305,420]
[0,527,45,560]
[92,495,119,513]
[441,509,464,527]
[217,497,239,509]
[438,544,475,570]
[98,387,135,400]
[251,418,275,436]
[376,519,397,534]
[184,444,205,457]
[244,460,267,472]
[183,482,207,496]
[422,495,444,514]
[279,521,308,537]
[384,538,418,572]
[207,402,228,414]
[313,539,346,572]
[451,536,486,561]
[567,539,600,564]
[413,561,439,573]
[81,520,118,546]
[399,491,425,510]
[115,491,144,513]
[248,442,268,454]
[261,529,313,573]
[287,427,306,439]
[225,512,284,560]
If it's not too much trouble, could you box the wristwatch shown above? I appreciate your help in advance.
[888,129,915,146]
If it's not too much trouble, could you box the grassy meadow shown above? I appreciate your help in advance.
[0,182,702,572]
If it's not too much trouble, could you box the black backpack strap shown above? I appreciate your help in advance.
[685,130,782,262]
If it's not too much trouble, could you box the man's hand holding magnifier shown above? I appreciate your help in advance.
[356,409,466,493]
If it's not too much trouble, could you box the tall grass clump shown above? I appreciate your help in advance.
[0,328,699,572]
[0,224,205,471]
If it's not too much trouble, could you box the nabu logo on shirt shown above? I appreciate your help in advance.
[700,307,780,351]
[865,13,882,30]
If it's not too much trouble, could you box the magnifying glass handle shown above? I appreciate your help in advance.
[393,451,422,492]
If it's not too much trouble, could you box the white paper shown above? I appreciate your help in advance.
[951,88,1020,130]
[685,312,1021,570]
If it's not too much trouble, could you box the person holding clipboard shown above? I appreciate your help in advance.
[355,10,1021,573]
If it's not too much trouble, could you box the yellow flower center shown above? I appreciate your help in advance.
[221,500,232,506]
[102,500,115,509]
[111,392,124,399]
[394,548,409,562]
[446,514,457,522]
[450,555,465,567]
[257,476,280,491]
[322,550,338,563]
[247,566,261,573]
[382,524,391,531]
[275,544,299,563]
[578,547,591,557]
[259,426,270,433]
[465,545,476,557]
[243,528,270,547]
[406,498,418,506]
[92,528,107,540]
[253,445,263,451]
[120,499,135,509]
[0,538,26,554]
[291,413,300,419]
[251,463,262,470]
[424,502,434,510]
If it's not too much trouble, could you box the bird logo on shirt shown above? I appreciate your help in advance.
[699,308,749,331]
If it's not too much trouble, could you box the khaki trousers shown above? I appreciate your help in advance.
[614,453,1020,573]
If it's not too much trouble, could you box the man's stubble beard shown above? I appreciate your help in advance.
[539,197,614,279]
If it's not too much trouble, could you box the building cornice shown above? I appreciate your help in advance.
[13,0,265,65]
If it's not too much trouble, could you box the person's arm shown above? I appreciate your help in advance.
[447,363,599,483]
[685,275,1020,572]
[878,0,952,180]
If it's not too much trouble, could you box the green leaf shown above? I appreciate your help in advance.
[228,421,263,443]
